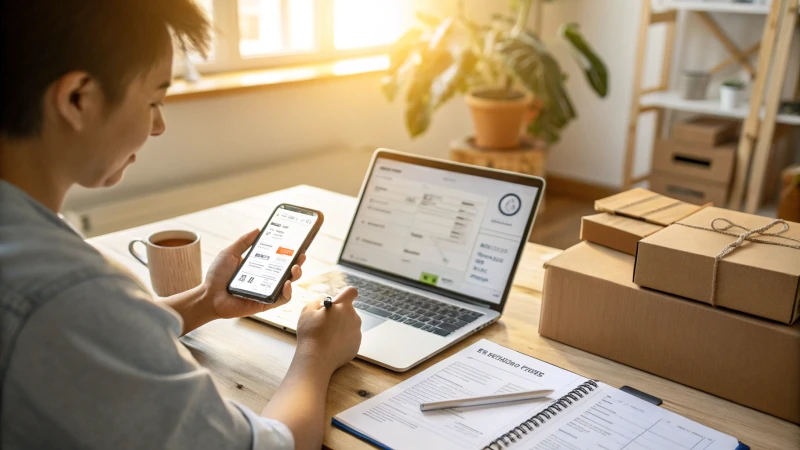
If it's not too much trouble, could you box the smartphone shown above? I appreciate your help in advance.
[227,204,324,304]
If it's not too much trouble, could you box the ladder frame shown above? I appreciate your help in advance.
[622,0,799,214]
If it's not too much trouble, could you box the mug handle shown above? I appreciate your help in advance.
[128,239,148,267]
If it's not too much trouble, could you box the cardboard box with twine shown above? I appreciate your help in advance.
[539,242,800,424]
[540,242,800,424]
[634,207,800,324]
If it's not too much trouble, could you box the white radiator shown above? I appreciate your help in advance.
[66,148,374,237]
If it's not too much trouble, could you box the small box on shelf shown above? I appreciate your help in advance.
[652,138,736,185]
[671,116,739,146]
[649,172,729,206]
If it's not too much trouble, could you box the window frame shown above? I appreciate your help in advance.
[180,0,402,75]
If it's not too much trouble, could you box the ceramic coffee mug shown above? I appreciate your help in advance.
[128,230,202,296]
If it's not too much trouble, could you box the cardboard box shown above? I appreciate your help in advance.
[652,138,735,185]
[594,188,706,226]
[634,206,800,324]
[672,116,739,146]
[580,213,663,256]
[762,124,799,203]
[540,242,800,424]
[779,165,800,222]
[649,172,728,206]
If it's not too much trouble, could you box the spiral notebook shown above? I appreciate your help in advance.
[333,339,748,450]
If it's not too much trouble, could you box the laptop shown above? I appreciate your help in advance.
[253,149,545,372]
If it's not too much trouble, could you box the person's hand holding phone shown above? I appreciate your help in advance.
[295,286,362,374]
[205,229,306,319]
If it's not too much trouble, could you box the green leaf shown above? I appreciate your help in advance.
[381,27,425,101]
[527,112,561,144]
[498,31,576,143]
[387,28,424,73]
[560,23,608,97]
[381,3,608,142]
[416,12,442,27]
[406,97,432,138]
[401,17,475,138]
[431,51,477,108]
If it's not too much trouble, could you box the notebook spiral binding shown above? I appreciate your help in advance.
[482,380,599,450]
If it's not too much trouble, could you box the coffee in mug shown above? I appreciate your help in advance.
[153,238,195,248]
[128,230,202,296]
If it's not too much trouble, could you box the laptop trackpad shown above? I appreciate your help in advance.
[358,312,385,333]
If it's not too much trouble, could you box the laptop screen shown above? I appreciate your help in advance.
[340,153,541,306]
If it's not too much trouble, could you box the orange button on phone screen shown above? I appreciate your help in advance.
[276,247,295,256]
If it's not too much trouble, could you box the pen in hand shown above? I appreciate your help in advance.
[322,296,334,308]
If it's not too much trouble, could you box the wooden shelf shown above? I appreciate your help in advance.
[640,90,800,125]
[659,1,771,14]
[627,0,799,213]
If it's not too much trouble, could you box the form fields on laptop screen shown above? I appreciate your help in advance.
[340,157,539,304]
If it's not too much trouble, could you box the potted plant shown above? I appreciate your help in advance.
[720,79,745,110]
[382,0,608,148]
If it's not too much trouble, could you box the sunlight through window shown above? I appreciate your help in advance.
[184,0,412,73]
[239,0,316,58]
[333,0,410,50]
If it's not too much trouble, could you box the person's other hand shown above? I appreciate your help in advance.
[204,229,305,319]
[295,287,362,373]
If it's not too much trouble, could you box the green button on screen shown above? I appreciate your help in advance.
[420,272,439,286]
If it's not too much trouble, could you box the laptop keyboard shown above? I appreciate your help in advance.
[306,272,484,337]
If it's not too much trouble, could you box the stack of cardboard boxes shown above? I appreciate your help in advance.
[580,188,706,256]
[650,117,738,206]
[542,188,800,424]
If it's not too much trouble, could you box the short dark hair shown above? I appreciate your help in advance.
[0,0,211,138]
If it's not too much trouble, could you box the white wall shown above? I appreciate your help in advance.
[65,73,472,210]
[537,0,642,188]
[65,0,800,212]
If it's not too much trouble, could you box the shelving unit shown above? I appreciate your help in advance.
[623,0,800,213]
[640,91,800,125]
[666,1,771,14]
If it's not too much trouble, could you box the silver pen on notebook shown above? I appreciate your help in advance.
[419,389,555,412]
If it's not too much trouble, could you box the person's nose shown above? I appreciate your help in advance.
[151,106,166,137]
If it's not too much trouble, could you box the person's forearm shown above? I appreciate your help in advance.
[158,284,216,335]
[261,345,335,450]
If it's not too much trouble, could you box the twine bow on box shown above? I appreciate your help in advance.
[676,218,800,306]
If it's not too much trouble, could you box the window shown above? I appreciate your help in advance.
[183,0,412,74]
[332,0,410,50]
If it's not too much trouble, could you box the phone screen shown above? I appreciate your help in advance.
[229,206,319,299]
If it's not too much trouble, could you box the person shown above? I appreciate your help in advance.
[0,1,362,449]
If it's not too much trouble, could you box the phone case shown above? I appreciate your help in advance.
[226,204,324,304]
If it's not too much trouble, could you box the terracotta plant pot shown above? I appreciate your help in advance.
[466,88,532,149]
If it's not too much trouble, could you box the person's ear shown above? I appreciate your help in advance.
[50,72,104,132]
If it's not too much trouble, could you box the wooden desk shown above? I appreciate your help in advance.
[89,185,799,450]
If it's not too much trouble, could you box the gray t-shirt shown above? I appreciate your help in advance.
[0,181,294,449]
